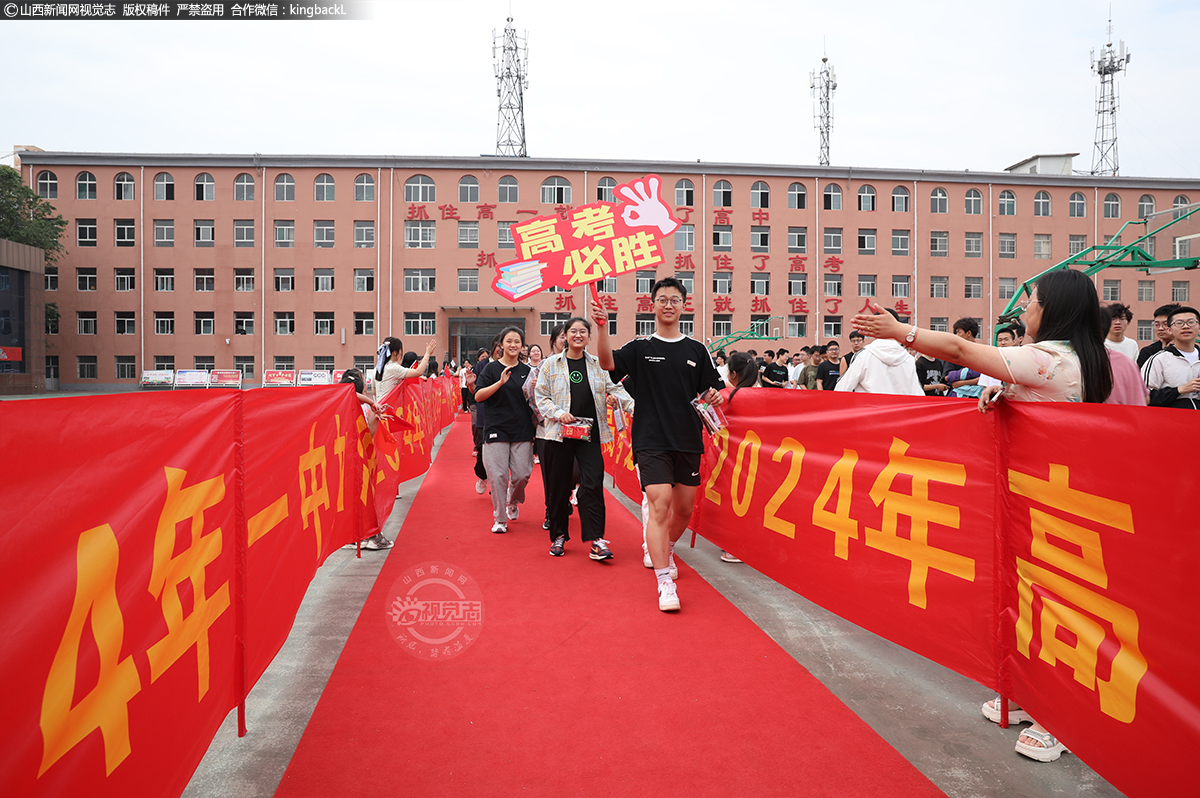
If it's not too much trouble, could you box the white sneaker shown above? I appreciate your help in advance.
[506,503,519,521]
[643,546,678,579]
[475,479,487,495]
[658,580,680,612]
[491,522,507,534]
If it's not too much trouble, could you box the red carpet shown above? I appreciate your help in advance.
[274,417,945,798]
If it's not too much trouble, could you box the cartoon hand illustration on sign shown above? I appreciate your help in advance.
[619,176,678,236]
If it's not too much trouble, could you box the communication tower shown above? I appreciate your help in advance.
[810,57,837,167]
[1089,18,1130,176]
[493,17,530,158]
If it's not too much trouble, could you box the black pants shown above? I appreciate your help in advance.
[543,436,605,544]
[473,423,487,480]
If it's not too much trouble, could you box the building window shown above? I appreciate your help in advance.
[498,175,519,203]
[713,315,732,337]
[892,275,909,298]
[540,312,571,336]
[314,220,334,248]
[712,180,732,207]
[670,271,693,295]
[1069,234,1087,255]
[540,176,571,204]
[270,356,292,371]
[311,356,333,374]
[750,273,770,295]
[194,219,214,247]
[234,268,254,292]
[930,275,949,298]
[598,276,617,293]
[354,312,374,336]
[77,267,96,291]
[635,314,656,336]
[115,356,137,380]
[194,173,215,201]
[353,356,374,373]
[234,219,254,248]
[712,225,732,252]
[965,188,982,215]
[823,316,842,338]
[314,173,335,201]
[77,311,97,335]
[355,173,375,202]
[998,190,1016,216]
[858,229,876,255]
[234,173,255,201]
[274,268,294,292]
[679,314,695,337]
[824,273,842,297]
[1174,237,1190,259]
[405,269,436,292]
[787,315,807,338]
[1138,280,1155,303]
[77,171,97,200]
[314,312,335,336]
[930,317,949,333]
[154,172,174,200]
[964,276,983,299]
[194,311,215,335]
[1145,236,1157,258]
[114,268,135,292]
[37,170,58,199]
[597,176,617,202]
[193,268,214,292]
[405,174,437,202]
[234,312,254,336]
[1173,281,1190,302]
[351,220,374,249]
[635,270,656,294]
[675,179,694,207]
[314,269,334,292]
[858,274,876,297]
[930,230,948,257]
[355,268,375,292]
[275,312,294,335]
[47,313,60,334]
[674,224,694,251]
[999,277,1016,301]
[751,181,770,208]
[1105,234,1122,247]
[274,219,294,248]
[823,184,842,211]
[892,186,909,213]
[892,229,909,256]
[750,315,771,337]
[234,356,255,379]
[1104,193,1121,219]
[153,355,175,371]
[788,227,807,253]
[112,218,136,247]
[458,221,479,249]
[930,187,948,214]
[1137,319,1153,341]
[1069,192,1086,218]
[998,233,1016,259]
[405,220,436,248]
[1138,194,1155,219]
[114,172,135,200]
[155,219,174,247]
[1102,280,1121,301]
[1034,191,1052,217]
[404,312,436,336]
[458,269,479,292]
[750,226,770,252]
[788,182,807,209]
[823,227,842,254]
[1174,195,1190,220]
[454,174,479,204]
[77,218,97,248]
[275,174,295,201]
[44,266,58,291]
[77,356,98,379]
[1034,234,1052,260]
[497,221,514,249]
[713,273,732,294]
[858,185,876,212]
[964,231,982,258]
[155,269,174,292]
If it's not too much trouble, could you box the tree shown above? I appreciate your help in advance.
[0,165,67,264]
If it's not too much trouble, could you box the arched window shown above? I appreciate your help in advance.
[964,189,982,215]
[498,175,519,203]
[540,176,571,204]
[712,180,732,208]
[858,185,876,212]
[1069,192,1086,218]
[234,173,255,202]
[998,190,1016,216]
[1138,194,1155,218]
[1174,195,1191,220]
[314,173,335,202]
[405,175,437,203]
[355,173,375,202]
[458,175,479,203]
[36,170,57,199]
[597,177,617,202]
[891,186,909,213]
[275,173,295,202]
[930,187,948,214]
[194,173,214,201]
[823,183,842,211]
[114,172,135,201]
[788,182,806,209]
[1034,191,1051,217]
[751,181,770,209]
[1104,193,1121,219]
[675,179,694,207]
[76,171,96,200]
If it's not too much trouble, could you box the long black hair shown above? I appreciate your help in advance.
[726,351,760,404]
[1032,269,1112,403]
[376,336,403,381]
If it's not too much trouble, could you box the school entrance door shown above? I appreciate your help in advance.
[449,318,526,369]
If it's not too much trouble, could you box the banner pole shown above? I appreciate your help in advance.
[992,400,1012,728]
[234,392,249,737]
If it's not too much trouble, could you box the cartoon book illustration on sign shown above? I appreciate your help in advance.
[494,260,546,300]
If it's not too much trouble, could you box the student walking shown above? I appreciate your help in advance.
[473,327,536,534]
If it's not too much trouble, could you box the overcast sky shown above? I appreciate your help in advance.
[3,0,1198,179]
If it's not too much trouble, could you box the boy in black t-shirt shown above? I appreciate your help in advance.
[595,277,724,612]
[760,349,789,388]
[816,342,842,390]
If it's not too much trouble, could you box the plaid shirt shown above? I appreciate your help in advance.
[534,351,633,444]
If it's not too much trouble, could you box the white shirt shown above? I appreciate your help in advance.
[1105,336,1140,363]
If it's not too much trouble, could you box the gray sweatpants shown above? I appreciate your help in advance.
[482,440,534,524]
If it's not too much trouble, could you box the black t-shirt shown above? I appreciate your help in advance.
[477,360,535,442]
[915,356,948,395]
[610,335,723,454]
[816,360,840,391]
[471,357,490,424]
[762,362,789,387]
[567,355,599,435]
[1138,341,1165,368]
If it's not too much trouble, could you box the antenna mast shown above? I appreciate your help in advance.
[810,56,837,166]
[1089,16,1129,176]
[493,17,530,158]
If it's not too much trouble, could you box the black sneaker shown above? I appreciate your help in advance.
[549,535,566,557]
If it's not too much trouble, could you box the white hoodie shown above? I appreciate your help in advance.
[834,338,924,396]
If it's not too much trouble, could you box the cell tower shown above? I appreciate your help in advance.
[810,57,837,166]
[1089,18,1130,176]
[493,17,530,158]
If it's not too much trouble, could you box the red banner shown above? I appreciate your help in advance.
[0,379,456,798]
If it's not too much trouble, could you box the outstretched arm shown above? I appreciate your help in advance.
[853,305,1009,382]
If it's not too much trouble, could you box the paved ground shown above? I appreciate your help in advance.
[183,426,1123,798]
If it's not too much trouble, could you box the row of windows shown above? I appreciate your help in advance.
[71,218,377,249]
[58,354,385,380]
[61,310,381,338]
[56,266,376,293]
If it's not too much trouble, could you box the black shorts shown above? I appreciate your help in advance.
[637,450,702,488]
